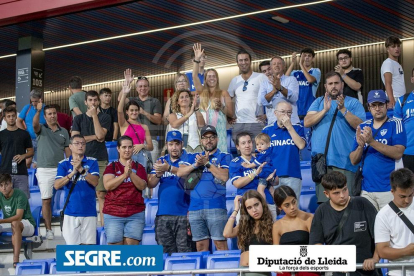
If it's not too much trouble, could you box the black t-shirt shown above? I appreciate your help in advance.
[99,106,118,142]
[343,68,364,99]
[72,113,111,161]
[310,197,377,274]
[0,129,32,175]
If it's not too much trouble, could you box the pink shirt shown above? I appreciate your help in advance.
[124,123,145,145]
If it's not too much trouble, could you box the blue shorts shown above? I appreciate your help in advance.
[188,208,227,241]
[103,212,145,243]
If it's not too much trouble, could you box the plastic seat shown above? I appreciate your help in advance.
[15,261,47,275]
[226,197,235,216]
[225,179,237,198]
[52,188,65,216]
[206,255,240,276]
[23,258,55,274]
[96,226,104,245]
[141,228,157,245]
[28,190,42,211]
[227,129,237,156]
[164,256,202,276]
[171,251,210,268]
[27,168,38,188]
[210,238,238,252]
[145,199,158,226]
[299,193,318,213]
[49,261,80,274]
[106,141,118,162]
[301,166,315,194]
[152,184,159,199]
[99,229,107,245]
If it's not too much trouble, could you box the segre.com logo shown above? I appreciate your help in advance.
[56,245,163,272]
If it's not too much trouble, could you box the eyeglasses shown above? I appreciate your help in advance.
[72,142,86,146]
[201,135,217,141]
[242,81,248,92]
[276,110,293,115]
[338,56,350,61]
[176,80,187,83]
[369,103,386,109]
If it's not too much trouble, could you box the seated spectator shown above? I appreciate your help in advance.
[0,173,35,268]
[223,191,273,276]
[148,131,191,253]
[169,89,205,153]
[350,90,406,210]
[309,171,379,276]
[118,79,153,167]
[54,135,99,245]
[50,104,72,134]
[103,136,147,245]
[16,89,45,168]
[193,43,233,152]
[99,88,119,142]
[375,168,414,276]
[272,186,318,276]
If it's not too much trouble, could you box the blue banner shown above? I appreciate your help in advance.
[56,245,163,272]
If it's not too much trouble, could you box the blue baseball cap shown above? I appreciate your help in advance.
[166,131,182,142]
[367,90,388,104]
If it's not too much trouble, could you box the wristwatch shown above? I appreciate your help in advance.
[205,162,211,169]
[80,169,86,175]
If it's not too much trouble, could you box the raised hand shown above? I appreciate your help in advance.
[336,94,345,110]
[361,126,374,145]
[280,114,292,130]
[124,159,132,176]
[193,43,204,62]
[323,92,332,111]
[291,52,297,64]
[36,99,43,111]
[122,79,132,95]
[334,64,344,76]
[124,69,134,85]
[355,126,365,147]
[233,195,242,211]
[255,162,267,175]
[89,105,97,116]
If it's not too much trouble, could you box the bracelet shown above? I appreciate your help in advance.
[343,108,348,116]
[191,163,198,169]
[230,215,237,220]
[155,174,162,178]
[253,169,258,177]
[233,209,239,213]
[248,173,253,180]
[66,175,71,180]
[193,59,200,63]
[194,108,200,112]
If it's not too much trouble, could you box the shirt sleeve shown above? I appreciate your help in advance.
[311,68,322,91]
[394,96,404,119]
[18,105,29,120]
[392,119,407,147]
[374,210,391,243]
[71,115,81,132]
[112,108,118,123]
[258,80,273,106]
[153,98,162,115]
[63,130,70,147]
[354,70,364,87]
[349,99,366,121]
[381,59,393,75]
[228,77,236,98]
[182,153,195,166]
[103,162,115,176]
[229,159,242,185]
[284,76,299,103]
[309,207,325,244]
[89,160,100,176]
[220,153,232,169]
[295,124,306,142]
[255,151,268,165]
[363,198,378,239]
[307,97,323,113]
[69,95,79,111]
[136,162,148,184]
[16,192,28,210]
[56,162,67,179]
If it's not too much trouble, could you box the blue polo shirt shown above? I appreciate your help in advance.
[56,156,99,217]
[308,96,366,173]
[291,68,321,116]
[185,72,204,92]
[229,156,274,204]
[19,104,46,139]
[262,123,305,179]
[182,149,231,211]
[394,92,414,155]
[352,118,406,192]
[150,152,190,216]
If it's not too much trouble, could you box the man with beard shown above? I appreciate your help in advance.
[286,48,321,120]
[228,50,267,143]
[148,131,192,254]
[258,56,300,126]
[350,90,406,211]
[177,125,232,252]
[0,106,33,199]
[335,49,364,101]
[304,71,365,203]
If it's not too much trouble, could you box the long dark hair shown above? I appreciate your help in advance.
[273,186,297,208]
[237,190,273,251]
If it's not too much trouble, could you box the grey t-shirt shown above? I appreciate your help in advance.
[36,124,70,168]
[69,91,87,118]
[128,96,162,138]
[72,113,111,161]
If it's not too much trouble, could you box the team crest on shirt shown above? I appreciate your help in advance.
[211,158,218,166]
[4,205,11,216]
[380,129,387,136]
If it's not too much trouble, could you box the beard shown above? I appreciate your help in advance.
[203,143,217,152]
[329,89,342,100]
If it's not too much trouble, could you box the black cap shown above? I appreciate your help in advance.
[200,125,217,137]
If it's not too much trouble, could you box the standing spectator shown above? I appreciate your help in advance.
[162,74,191,127]
[350,90,406,211]
[381,36,405,108]
[68,76,87,117]
[71,90,111,226]
[0,100,6,131]
[228,50,267,143]
[16,89,45,168]
[285,48,321,119]
[375,168,414,276]
[118,69,162,162]
[258,56,300,126]
[394,68,414,173]
[186,49,206,92]
[304,71,365,203]
[334,49,364,101]
[103,136,147,245]
[148,131,192,253]
[309,171,379,276]
[193,43,233,152]
[259,60,271,77]
[0,106,33,199]
[177,125,231,252]
[262,102,306,199]
[0,100,19,131]
[169,89,205,153]
[33,102,71,240]
[99,88,119,142]
[54,135,99,245]
[50,104,72,134]
[0,174,35,268]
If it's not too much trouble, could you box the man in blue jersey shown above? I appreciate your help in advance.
[148,130,191,254]
[305,71,365,203]
[177,125,232,252]
[334,49,364,101]
[262,101,306,199]
[54,134,100,245]
[186,51,206,91]
[350,90,406,211]
[286,48,321,120]
[258,56,300,126]
[394,68,414,173]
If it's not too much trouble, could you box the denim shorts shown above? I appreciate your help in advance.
[103,212,145,243]
[188,208,227,241]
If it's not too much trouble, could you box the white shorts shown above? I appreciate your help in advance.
[0,219,35,236]
[36,167,58,199]
[62,215,97,245]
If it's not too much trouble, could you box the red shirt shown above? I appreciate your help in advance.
[57,112,72,133]
[102,160,147,217]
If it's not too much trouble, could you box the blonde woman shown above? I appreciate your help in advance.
[162,74,191,126]
[192,43,234,152]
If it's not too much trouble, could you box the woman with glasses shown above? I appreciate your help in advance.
[117,78,153,166]
[192,43,234,152]
[169,89,205,153]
